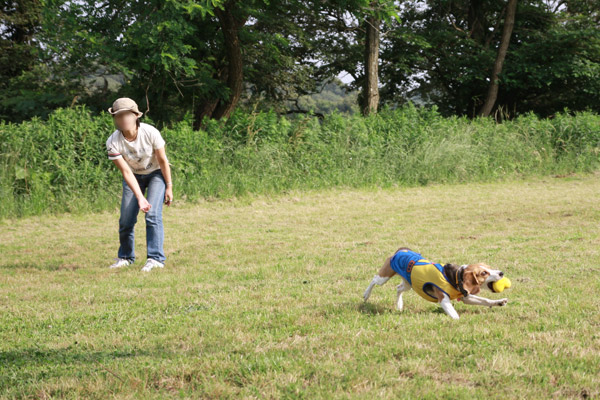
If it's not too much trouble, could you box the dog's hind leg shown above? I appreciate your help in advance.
[396,278,411,311]
[363,257,396,302]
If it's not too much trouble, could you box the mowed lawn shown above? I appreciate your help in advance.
[1,175,599,399]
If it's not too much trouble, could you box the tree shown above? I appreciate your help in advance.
[191,0,247,126]
[0,1,40,82]
[362,5,381,115]
[5,0,599,123]
[0,0,75,121]
[42,0,227,125]
[478,0,518,116]
[287,0,399,116]
[380,0,600,117]
[41,0,334,127]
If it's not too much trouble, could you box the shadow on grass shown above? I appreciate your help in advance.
[357,301,392,315]
[0,262,81,271]
[0,346,147,368]
[356,301,465,317]
[0,346,160,392]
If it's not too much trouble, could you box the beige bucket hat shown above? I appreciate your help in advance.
[108,98,143,117]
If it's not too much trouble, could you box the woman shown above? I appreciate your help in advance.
[105,98,173,272]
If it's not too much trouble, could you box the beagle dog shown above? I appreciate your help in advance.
[363,247,508,319]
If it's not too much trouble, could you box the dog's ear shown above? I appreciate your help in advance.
[443,263,459,284]
[462,266,484,295]
[444,263,460,273]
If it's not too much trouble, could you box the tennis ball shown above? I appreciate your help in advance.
[492,277,511,293]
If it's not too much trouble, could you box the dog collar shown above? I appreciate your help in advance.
[456,265,469,297]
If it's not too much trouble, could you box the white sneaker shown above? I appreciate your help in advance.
[109,258,132,269]
[141,259,164,272]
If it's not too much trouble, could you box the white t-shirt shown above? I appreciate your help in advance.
[106,123,166,175]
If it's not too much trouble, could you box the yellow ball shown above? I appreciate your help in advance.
[492,277,511,293]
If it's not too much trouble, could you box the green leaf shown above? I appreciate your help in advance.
[161,52,177,61]
[15,167,28,180]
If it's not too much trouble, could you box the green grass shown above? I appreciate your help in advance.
[1,175,599,399]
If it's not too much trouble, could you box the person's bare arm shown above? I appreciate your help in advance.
[155,147,173,206]
[112,158,151,213]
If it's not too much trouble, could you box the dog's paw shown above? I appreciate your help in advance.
[496,298,508,307]
[396,300,404,311]
[363,287,372,302]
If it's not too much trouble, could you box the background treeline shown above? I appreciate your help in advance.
[1,0,599,126]
[1,106,599,219]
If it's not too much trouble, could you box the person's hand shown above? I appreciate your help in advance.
[165,187,173,206]
[138,197,152,213]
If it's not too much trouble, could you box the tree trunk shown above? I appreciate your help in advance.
[193,1,246,129]
[468,0,486,43]
[478,0,518,117]
[361,13,380,116]
[193,99,219,130]
[212,2,246,120]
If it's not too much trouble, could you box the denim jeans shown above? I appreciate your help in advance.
[118,169,166,263]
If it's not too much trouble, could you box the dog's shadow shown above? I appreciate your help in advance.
[357,301,396,315]
[356,301,454,316]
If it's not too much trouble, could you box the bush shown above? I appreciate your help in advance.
[1,105,599,219]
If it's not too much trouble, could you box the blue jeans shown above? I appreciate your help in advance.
[118,169,166,263]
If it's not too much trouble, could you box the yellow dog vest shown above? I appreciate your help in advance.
[410,260,463,302]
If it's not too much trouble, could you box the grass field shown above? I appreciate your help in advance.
[1,175,599,399]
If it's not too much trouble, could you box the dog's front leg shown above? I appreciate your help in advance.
[438,293,460,320]
[462,295,508,308]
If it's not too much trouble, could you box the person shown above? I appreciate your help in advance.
[105,98,173,272]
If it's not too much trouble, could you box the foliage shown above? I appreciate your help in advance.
[1,105,599,219]
[381,0,600,117]
[2,1,599,124]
